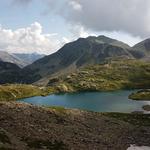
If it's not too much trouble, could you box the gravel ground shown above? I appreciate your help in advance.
[0,102,149,150]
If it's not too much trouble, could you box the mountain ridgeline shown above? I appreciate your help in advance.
[23,36,134,83]
[0,51,45,68]
[0,35,150,85]
[132,38,150,60]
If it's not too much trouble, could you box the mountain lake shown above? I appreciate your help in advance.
[19,90,150,113]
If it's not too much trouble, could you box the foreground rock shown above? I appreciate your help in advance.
[0,102,150,150]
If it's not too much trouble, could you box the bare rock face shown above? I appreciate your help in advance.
[0,102,150,150]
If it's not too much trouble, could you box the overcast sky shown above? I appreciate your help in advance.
[0,0,149,54]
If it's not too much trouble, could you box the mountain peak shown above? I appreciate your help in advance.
[86,35,130,49]
[133,38,150,53]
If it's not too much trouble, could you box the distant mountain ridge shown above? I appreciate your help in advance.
[0,51,45,68]
[0,51,26,68]
[0,35,150,84]
[23,35,134,83]
[13,53,45,66]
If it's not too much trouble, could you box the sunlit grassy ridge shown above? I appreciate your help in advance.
[0,84,56,101]
[129,89,150,100]
[48,59,150,92]
[0,60,150,101]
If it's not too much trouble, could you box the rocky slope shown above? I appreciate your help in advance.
[0,102,149,150]
[132,38,150,60]
[23,36,134,83]
[0,36,150,85]
[47,59,150,92]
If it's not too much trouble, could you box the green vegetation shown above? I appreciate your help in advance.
[0,84,57,101]
[129,89,150,100]
[103,113,150,126]
[48,59,150,92]
[47,106,66,114]
[0,60,150,101]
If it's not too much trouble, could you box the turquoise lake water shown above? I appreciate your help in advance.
[19,90,150,113]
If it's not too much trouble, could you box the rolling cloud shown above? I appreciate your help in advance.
[13,0,150,38]
[0,22,64,54]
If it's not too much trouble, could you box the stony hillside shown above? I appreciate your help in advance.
[47,59,150,92]
[23,36,134,83]
[0,102,149,150]
[0,36,150,85]
[132,38,150,60]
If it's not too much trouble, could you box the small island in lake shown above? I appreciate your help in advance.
[129,90,150,101]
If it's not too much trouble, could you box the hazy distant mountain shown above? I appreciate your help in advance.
[23,35,134,83]
[0,51,27,68]
[132,38,150,60]
[13,53,45,65]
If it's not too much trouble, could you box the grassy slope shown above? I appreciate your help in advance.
[129,89,150,100]
[0,84,56,101]
[48,59,150,92]
[0,60,150,101]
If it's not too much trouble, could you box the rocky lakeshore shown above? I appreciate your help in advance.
[0,102,149,150]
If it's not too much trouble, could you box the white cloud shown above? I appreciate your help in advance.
[69,1,82,11]
[69,24,97,39]
[60,0,150,38]
[0,22,142,56]
[0,22,64,54]
[12,0,150,38]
